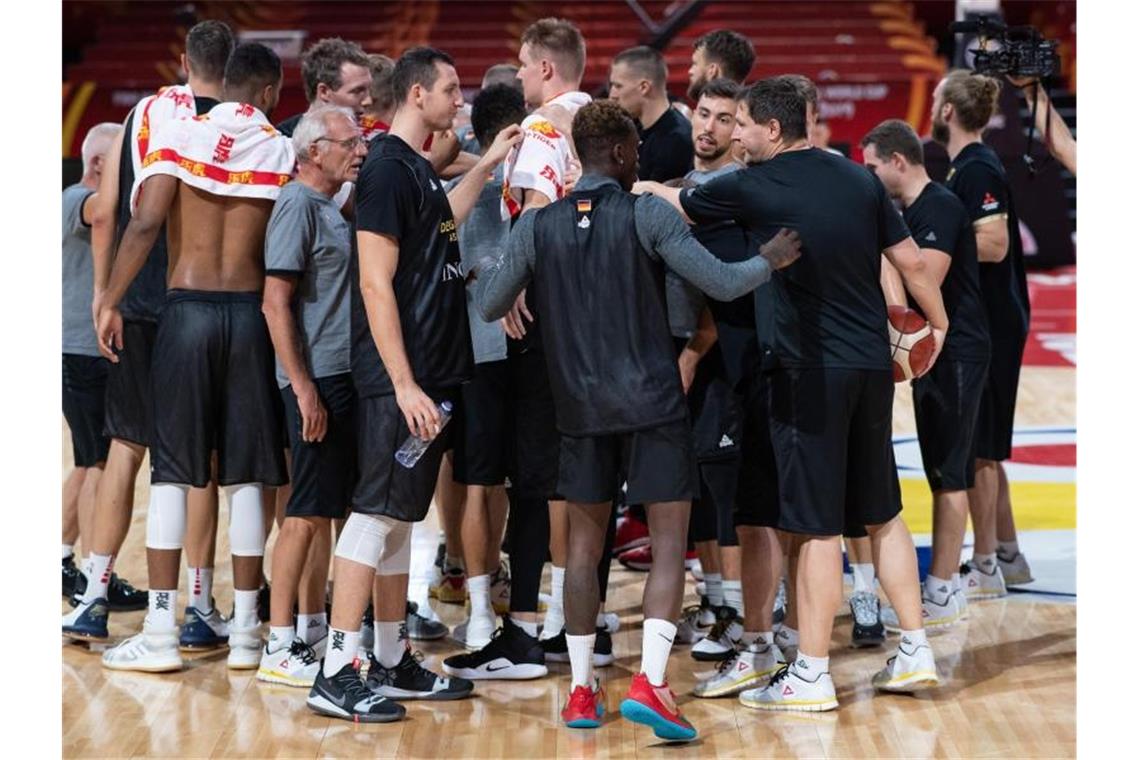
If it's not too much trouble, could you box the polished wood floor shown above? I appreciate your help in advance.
[62,365,1076,758]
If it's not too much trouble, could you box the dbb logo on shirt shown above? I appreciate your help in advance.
[439,218,457,242]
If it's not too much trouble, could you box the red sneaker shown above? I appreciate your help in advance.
[617,546,700,573]
[561,682,605,728]
[614,515,650,554]
[619,672,697,741]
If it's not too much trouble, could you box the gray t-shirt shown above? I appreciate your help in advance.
[666,163,743,338]
[264,181,353,387]
[62,184,98,356]
[450,165,508,364]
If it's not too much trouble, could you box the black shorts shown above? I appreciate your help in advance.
[507,350,561,500]
[103,319,156,446]
[768,368,901,536]
[282,374,356,519]
[913,359,989,491]
[557,418,697,505]
[975,338,1025,462]
[149,290,286,488]
[694,456,741,547]
[734,371,781,529]
[63,354,111,467]
[453,360,509,486]
[353,389,457,522]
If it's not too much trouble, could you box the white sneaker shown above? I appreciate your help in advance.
[921,586,960,629]
[952,575,969,620]
[774,626,799,664]
[690,560,704,582]
[693,640,786,698]
[227,625,262,670]
[539,605,565,642]
[490,565,511,615]
[997,551,1034,586]
[465,610,497,650]
[599,611,620,634]
[960,559,1007,600]
[691,609,743,661]
[257,639,321,687]
[739,663,838,712]
[102,628,183,673]
[676,600,716,645]
[872,636,939,692]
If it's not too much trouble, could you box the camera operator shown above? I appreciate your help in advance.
[1009,76,1076,174]
[930,69,1035,597]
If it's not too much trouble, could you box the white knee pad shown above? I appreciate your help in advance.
[146,484,189,550]
[376,519,413,576]
[335,512,394,569]
[225,484,265,557]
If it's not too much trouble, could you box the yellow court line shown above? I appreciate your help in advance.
[899,479,1076,533]
[62,81,97,157]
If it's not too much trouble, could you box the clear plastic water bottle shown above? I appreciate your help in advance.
[394,400,453,468]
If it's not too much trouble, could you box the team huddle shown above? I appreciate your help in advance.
[61,16,1036,740]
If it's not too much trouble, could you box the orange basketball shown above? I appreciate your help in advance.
[888,305,934,382]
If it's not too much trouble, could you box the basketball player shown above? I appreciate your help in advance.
[255,105,368,687]
[686,30,757,101]
[475,99,800,739]
[94,43,294,672]
[275,38,373,136]
[62,123,122,600]
[932,70,1034,596]
[608,46,694,182]
[638,77,949,709]
[305,47,520,722]
[63,21,234,646]
[862,119,992,628]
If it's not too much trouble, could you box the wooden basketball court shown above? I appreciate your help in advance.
[62,341,1076,758]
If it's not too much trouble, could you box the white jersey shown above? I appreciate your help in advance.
[500,90,592,220]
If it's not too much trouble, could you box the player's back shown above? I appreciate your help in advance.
[166,184,274,292]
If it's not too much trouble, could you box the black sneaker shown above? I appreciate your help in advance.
[442,617,548,680]
[67,572,149,612]
[365,649,474,701]
[850,591,886,647]
[63,556,84,599]
[542,627,616,667]
[307,662,406,723]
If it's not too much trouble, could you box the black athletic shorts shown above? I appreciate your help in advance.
[693,457,741,547]
[507,349,561,500]
[975,337,1026,462]
[913,358,989,491]
[353,388,457,522]
[557,418,697,505]
[453,359,509,486]
[768,368,901,536]
[63,354,111,467]
[149,290,286,488]
[734,371,781,529]
[281,374,356,519]
[103,318,156,446]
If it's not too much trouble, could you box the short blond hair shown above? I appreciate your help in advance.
[521,17,586,82]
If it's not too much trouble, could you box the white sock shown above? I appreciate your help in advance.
[375,620,406,667]
[145,589,178,631]
[900,628,929,650]
[297,612,328,645]
[851,563,876,594]
[514,618,538,638]
[550,566,566,613]
[82,554,114,603]
[640,618,676,686]
[566,632,596,689]
[63,543,74,561]
[755,630,775,647]
[723,579,744,617]
[972,552,997,572]
[777,626,799,647]
[924,574,953,604]
[187,567,214,613]
[323,628,360,675]
[268,626,295,653]
[233,589,260,630]
[704,572,724,606]
[468,573,493,617]
[740,630,761,647]
[792,652,829,678]
[997,540,1020,561]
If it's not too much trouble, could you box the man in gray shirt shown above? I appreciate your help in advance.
[258,105,366,688]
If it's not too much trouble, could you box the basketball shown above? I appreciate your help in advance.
[888,305,934,382]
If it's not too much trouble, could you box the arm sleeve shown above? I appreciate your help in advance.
[874,173,912,250]
[678,171,746,225]
[355,157,416,239]
[473,208,537,321]
[636,194,771,301]
[954,161,1010,225]
[264,192,312,274]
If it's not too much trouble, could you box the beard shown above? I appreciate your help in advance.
[931,117,950,146]
[695,140,730,162]
[686,75,707,102]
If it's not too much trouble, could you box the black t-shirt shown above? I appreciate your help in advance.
[276,112,302,138]
[350,134,473,397]
[116,95,218,322]
[945,142,1030,347]
[903,182,991,362]
[638,107,694,183]
[681,148,911,370]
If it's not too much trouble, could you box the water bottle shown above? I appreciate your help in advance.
[394,400,453,468]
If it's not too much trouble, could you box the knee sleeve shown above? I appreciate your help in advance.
[377,519,413,576]
[225,483,265,557]
[146,484,189,550]
[335,512,393,569]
